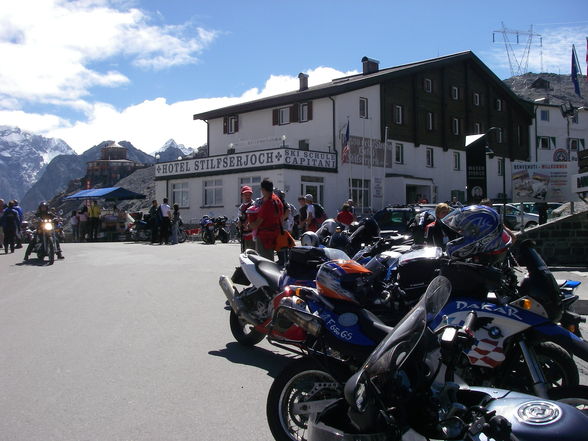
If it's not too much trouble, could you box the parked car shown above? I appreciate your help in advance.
[492,203,539,230]
[521,202,563,219]
[373,204,437,235]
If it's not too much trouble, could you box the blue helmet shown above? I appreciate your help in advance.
[441,205,503,259]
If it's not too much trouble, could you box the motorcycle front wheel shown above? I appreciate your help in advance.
[47,240,55,265]
[178,229,187,243]
[267,358,347,441]
[219,229,229,243]
[229,310,264,346]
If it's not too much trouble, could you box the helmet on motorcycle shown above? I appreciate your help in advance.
[441,205,503,259]
[300,231,320,247]
[359,217,380,238]
[316,259,372,304]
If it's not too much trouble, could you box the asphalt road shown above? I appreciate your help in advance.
[1,241,587,441]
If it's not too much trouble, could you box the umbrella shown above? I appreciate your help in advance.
[65,187,146,201]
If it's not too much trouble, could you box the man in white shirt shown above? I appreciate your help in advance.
[159,198,172,244]
[304,194,317,232]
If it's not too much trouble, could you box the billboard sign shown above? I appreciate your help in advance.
[511,162,573,203]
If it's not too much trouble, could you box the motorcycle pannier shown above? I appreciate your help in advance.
[286,247,332,280]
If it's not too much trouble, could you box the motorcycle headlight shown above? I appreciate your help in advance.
[43,222,54,231]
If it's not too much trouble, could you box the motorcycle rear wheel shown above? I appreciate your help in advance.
[229,310,264,346]
[267,358,347,441]
[178,230,187,243]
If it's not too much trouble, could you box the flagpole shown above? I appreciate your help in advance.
[383,126,389,209]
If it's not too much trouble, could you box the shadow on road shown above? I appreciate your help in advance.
[209,342,297,378]
[15,259,53,267]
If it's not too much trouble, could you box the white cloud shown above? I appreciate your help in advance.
[483,24,588,77]
[0,0,217,105]
[3,66,358,154]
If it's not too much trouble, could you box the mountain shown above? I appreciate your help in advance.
[503,73,588,107]
[152,139,196,161]
[0,126,75,202]
[21,140,155,210]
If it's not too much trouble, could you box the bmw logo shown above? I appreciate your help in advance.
[515,401,562,425]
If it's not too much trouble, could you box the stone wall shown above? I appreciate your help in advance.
[517,211,588,265]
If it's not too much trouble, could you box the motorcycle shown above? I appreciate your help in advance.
[271,277,588,441]
[23,218,58,264]
[213,215,230,243]
[200,216,216,244]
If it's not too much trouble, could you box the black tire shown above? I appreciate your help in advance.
[204,230,215,245]
[24,242,33,261]
[229,309,264,346]
[47,240,55,265]
[499,341,579,393]
[219,229,229,243]
[178,230,187,243]
[267,358,348,441]
[548,385,588,416]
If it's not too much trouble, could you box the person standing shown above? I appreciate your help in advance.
[1,201,19,253]
[70,210,80,242]
[247,179,283,261]
[238,186,255,251]
[336,204,354,228]
[148,200,159,243]
[296,196,308,235]
[12,200,23,248]
[78,205,89,241]
[88,200,101,241]
[304,194,318,232]
[0,198,5,246]
[159,198,172,245]
[170,204,182,245]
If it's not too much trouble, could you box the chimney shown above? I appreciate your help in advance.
[298,72,309,91]
[361,56,380,75]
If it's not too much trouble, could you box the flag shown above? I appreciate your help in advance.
[571,44,582,97]
[342,121,350,164]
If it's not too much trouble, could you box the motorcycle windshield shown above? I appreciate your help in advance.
[362,276,451,377]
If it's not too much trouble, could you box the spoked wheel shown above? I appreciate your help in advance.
[267,358,347,441]
[548,385,588,416]
[229,309,264,346]
[498,341,579,393]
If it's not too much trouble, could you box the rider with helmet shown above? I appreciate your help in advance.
[33,202,64,259]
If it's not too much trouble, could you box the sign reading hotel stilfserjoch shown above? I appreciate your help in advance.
[155,148,337,178]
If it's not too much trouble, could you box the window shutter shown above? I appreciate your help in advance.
[272,109,279,126]
[223,116,228,134]
[307,101,313,120]
[234,116,239,132]
[290,104,299,123]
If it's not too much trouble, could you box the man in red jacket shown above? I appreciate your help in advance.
[247,179,283,261]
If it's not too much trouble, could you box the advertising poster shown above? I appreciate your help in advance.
[511,162,573,203]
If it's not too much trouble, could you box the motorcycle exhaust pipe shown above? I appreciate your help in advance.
[219,276,257,325]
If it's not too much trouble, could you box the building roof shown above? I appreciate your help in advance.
[193,51,532,120]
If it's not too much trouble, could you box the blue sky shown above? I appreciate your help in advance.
[1,0,587,153]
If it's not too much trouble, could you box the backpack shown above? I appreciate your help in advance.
[313,203,327,224]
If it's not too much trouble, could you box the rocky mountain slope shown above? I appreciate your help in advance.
[504,73,588,107]
[0,126,75,201]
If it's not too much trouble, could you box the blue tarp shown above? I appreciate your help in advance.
[65,187,146,201]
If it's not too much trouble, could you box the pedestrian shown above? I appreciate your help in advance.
[148,200,160,243]
[0,198,5,246]
[70,210,80,242]
[247,179,283,261]
[346,198,357,221]
[170,204,182,245]
[424,203,452,248]
[274,189,294,267]
[12,200,23,248]
[238,185,255,251]
[78,205,89,241]
[1,200,19,253]
[297,196,308,235]
[88,200,101,241]
[336,204,354,228]
[303,194,327,232]
[159,198,172,245]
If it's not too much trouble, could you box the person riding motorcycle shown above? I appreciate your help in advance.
[33,202,64,259]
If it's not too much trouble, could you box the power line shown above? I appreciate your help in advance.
[493,22,543,76]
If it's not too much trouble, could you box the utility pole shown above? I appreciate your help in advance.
[493,22,543,76]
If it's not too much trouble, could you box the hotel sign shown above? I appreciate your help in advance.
[155,148,337,178]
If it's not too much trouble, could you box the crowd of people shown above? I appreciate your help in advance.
[0,199,24,254]
[146,198,183,245]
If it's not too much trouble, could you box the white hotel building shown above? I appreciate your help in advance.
[155,51,534,222]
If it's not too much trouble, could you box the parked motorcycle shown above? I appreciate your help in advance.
[200,216,216,244]
[304,276,588,441]
[213,215,230,243]
[23,218,58,264]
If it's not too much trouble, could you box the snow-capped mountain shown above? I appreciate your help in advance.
[152,139,196,161]
[0,126,75,202]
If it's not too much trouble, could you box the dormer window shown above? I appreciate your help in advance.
[223,115,239,134]
[424,78,433,93]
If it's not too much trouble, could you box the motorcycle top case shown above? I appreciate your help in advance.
[286,246,341,280]
[395,247,442,297]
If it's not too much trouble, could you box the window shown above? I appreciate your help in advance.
[451,86,459,100]
[451,117,460,135]
[572,113,579,124]
[473,92,480,106]
[279,107,290,125]
[426,112,434,131]
[496,99,503,111]
[395,143,404,164]
[394,105,403,125]
[299,103,309,122]
[538,136,550,150]
[359,97,368,119]
[239,176,261,198]
[569,138,580,150]
[298,139,309,151]
[540,110,550,121]
[474,122,482,134]
[426,147,434,167]
[453,152,461,170]
[424,78,433,93]
[204,179,223,206]
[496,128,503,144]
[172,182,189,208]
[349,178,370,211]
[498,158,505,177]
[223,115,239,134]
[301,176,324,205]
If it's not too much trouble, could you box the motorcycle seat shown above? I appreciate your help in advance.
[248,254,282,291]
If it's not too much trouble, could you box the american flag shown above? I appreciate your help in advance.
[342,122,350,164]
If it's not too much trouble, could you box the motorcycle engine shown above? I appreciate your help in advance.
[236,287,273,322]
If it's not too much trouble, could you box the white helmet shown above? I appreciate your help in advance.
[300,231,320,247]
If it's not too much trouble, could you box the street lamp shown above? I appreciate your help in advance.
[281,135,287,148]
[155,154,160,163]
[177,156,182,161]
